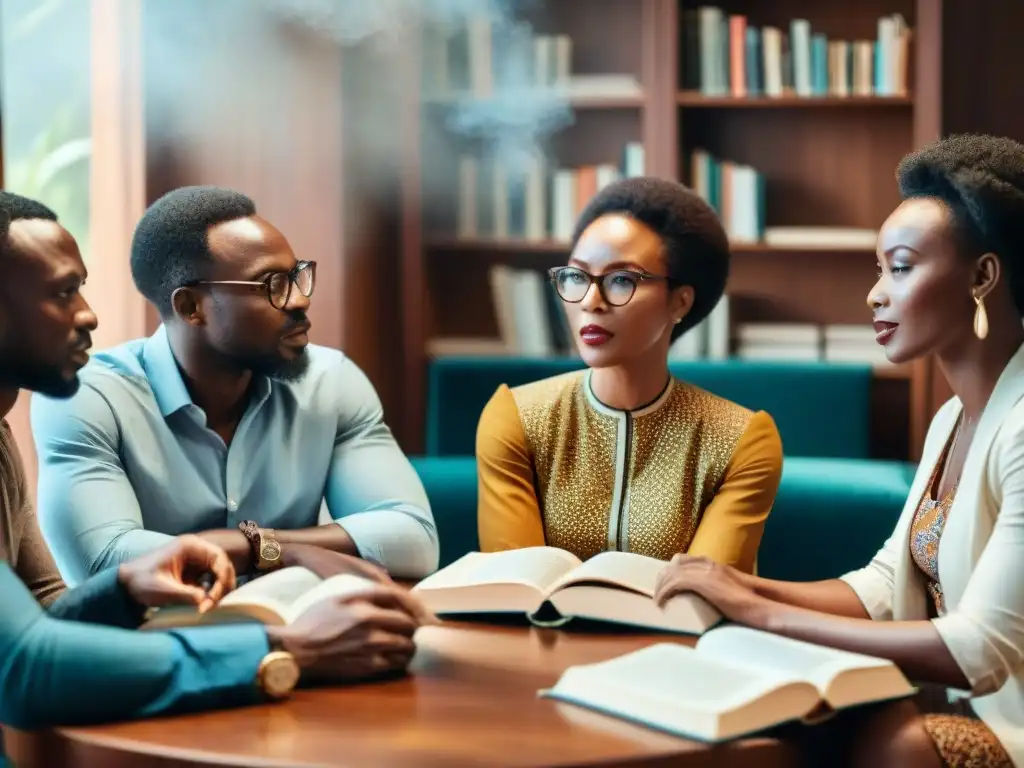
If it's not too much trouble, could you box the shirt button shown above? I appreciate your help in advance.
[227,499,238,512]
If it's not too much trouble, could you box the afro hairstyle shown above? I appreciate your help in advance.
[571,176,730,340]
[896,133,1024,313]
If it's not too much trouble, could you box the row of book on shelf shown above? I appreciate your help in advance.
[422,12,642,102]
[154,547,916,744]
[456,141,645,242]
[689,148,880,249]
[683,8,911,98]
[453,140,881,250]
[428,264,890,369]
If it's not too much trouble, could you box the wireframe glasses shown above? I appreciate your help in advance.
[547,265,670,307]
[185,260,317,309]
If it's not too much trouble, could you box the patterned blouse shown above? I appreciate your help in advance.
[908,418,1013,767]
[909,456,958,617]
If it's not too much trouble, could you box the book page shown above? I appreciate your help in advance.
[696,626,894,694]
[545,551,667,597]
[283,573,380,623]
[413,547,583,594]
[219,566,323,616]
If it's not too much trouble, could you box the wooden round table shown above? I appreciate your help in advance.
[6,620,799,767]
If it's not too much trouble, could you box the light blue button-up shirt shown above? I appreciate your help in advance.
[30,325,438,586]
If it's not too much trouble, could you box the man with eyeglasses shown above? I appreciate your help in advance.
[30,186,439,595]
[0,189,433,742]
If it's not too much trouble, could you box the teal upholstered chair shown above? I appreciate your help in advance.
[412,456,480,570]
[415,354,915,582]
[411,455,912,581]
[756,457,914,580]
[425,356,875,459]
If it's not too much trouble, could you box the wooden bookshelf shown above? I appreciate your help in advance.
[398,0,943,460]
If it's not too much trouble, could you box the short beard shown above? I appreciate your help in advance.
[0,361,80,399]
[246,348,311,382]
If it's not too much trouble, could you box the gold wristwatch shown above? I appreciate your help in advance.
[256,650,300,700]
[239,521,283,572]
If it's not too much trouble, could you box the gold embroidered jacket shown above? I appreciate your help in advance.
[475,370,783,573]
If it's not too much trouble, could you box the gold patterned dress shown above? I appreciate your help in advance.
[910,433,1013,767]
[474,370,783,573]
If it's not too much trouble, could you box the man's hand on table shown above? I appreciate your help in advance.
[267,581,439,683]
[119,533,438,684]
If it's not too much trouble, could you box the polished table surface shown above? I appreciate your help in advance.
[6,620,800,767]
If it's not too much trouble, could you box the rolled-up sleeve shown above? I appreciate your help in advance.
[0,564,268,729]
[30,386,174,586]
[931,421,1024,697]
[325,357,439,579]
[838,527,900,622]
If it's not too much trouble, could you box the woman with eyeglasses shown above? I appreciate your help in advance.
[475,177,783,572]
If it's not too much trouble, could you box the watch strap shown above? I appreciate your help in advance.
[238,520,282,573]
[238,520,261,553]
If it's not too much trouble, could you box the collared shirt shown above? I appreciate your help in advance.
[0,421,65,605]
[30,325,438,586]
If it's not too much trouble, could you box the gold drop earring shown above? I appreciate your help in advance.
[973,291,989,340]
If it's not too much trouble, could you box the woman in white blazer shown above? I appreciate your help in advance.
[655,133,1024,767]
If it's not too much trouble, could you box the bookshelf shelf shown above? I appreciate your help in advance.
[425,94,646,110]
[677,91,913,108]
[567,94,646,109]
[425,238,875,256]
[730,243,874,254]
[426,238,569,254]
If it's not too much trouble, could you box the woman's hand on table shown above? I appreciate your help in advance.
[654,553,776,626]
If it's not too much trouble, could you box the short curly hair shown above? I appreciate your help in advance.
[130,186,257,316]
[0,191,58,258]
[897,133,1024,313]
[572,177,730,340]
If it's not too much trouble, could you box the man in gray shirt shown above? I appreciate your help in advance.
[31,186,438,586]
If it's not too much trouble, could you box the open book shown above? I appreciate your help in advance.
[410,546,722,635]
[541,626,916,742]
[141,566,376,629]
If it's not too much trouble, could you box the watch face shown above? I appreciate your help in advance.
[262,540,282,561]
[264,657,300,697]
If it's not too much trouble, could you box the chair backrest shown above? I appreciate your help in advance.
[425,356,873,459]
[410,454,911,579]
